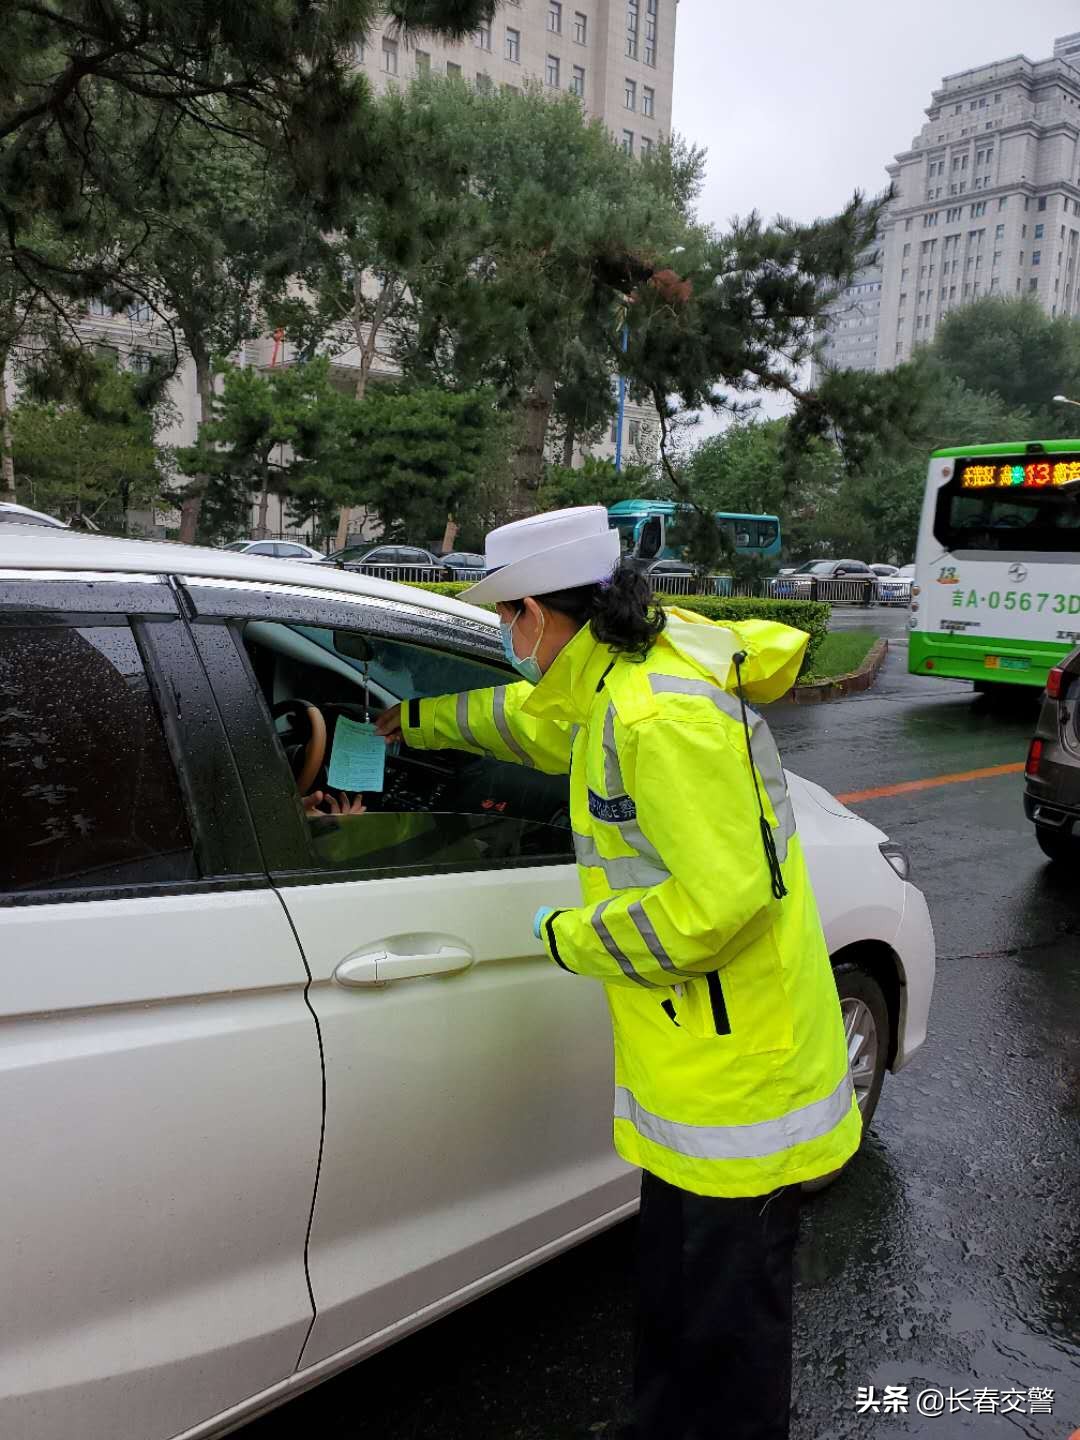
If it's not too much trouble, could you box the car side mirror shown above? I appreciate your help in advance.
[637,517,663,560]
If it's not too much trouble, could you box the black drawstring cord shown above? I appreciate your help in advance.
[732,651,788,901]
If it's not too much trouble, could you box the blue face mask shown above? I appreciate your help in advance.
[501,610,545,685]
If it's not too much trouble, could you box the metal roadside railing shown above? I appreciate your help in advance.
[649,574,913,608]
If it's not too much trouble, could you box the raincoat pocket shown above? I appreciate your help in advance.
[721,935,795,1055]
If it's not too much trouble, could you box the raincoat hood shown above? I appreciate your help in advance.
[657,608,807,703]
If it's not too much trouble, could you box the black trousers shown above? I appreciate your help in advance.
[632,1172,801,1440]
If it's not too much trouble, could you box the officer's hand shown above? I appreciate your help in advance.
[375,704,403,743]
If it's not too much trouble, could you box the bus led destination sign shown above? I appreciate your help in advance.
[959,457,1080,490]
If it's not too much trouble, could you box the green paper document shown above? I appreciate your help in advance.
[327,716,386,793]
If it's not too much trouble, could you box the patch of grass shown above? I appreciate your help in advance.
[798,629,879,684]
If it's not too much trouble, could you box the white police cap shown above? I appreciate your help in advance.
[462,505,621,605]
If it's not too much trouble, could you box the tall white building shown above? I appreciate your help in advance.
[812,250,884,381]
[876,34,1080,370]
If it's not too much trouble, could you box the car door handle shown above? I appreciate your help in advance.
[334,944,475,988]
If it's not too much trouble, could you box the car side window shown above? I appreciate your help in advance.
[0,622,197,897]
[238,619,573,878]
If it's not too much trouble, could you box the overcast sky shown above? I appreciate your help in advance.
[668,0,1080,429]
[672,0,1080,229]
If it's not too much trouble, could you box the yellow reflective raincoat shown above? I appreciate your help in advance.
[402,610,861,1197]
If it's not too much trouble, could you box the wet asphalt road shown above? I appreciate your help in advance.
[246,612,1080,1440]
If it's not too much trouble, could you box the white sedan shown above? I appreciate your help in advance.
[0,531,934,1440]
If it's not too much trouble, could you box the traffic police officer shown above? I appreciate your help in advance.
[376,505,860,1439]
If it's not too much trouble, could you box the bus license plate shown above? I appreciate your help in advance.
[985,655,1029,671]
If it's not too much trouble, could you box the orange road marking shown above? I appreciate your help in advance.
[836,762,1025,805]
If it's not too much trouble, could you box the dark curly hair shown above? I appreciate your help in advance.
[509,562,666,661]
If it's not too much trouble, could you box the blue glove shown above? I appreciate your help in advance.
[533,905,556,940]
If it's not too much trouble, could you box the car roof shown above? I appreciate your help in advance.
[0,501,67,528]
[0,529,494,625]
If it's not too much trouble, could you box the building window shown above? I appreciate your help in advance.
[610,416,620,443]
[574,11,587,43]
[643,85,654,118]
[1030,277,1039,291]
[1032,250,1041,265]
[475,21,492,50]
[640,136,653,155]
[903,242,911,257]
[1039,196,1048,211]
[129,351,152,373]
[548,0,562,31]
[353,39,365,64]
[546,54,560,87]
[505,27,520,62]
[414,49,432,75]
[622,129,634,155]
[1035,223,1045,239]
[127,300,151,323]
[625,78,636,109]
[382,38,398,73]
[446,61,462,77]
[995,223,1005,239]
[571,64,585,97]
[475,72,492,94]
[626,0,638,58]
[628,419,643,447]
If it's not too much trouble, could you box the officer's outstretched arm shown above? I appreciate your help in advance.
[539,716,782,988]
[402,684,573,775]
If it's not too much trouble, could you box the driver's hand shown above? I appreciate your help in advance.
[303,790,367,816]
[324,790,367,816]
[375,703,403,744]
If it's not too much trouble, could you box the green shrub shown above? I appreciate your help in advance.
[411,583,829,678]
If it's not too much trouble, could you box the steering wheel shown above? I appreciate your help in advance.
[271,699,327,796]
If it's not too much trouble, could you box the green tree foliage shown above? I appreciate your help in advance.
[176,358,354,545]
[11,353,171,527]
[929,296,1080,431]
[537,456,653,513]
[2,1,498,296]
[345,386,507,548]
[342,78,693,510]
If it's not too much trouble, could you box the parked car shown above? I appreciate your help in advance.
[0,529,935,1440]
[224,539,324,562]
[1024,646,1080,862]
[321,542,451,579]
[869,563,899,578]
[0,501,67,529]
[441,551,486,575]
[877,563,915,607]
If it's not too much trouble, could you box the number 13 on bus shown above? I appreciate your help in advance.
[911,441,1080,688]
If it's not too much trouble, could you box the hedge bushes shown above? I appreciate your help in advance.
[411,582,830,679]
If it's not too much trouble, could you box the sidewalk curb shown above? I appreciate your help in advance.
[785,637,889,705]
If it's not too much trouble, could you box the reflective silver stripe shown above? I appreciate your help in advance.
[574,831,671,890]
[627,901,695,978]
[492,687,534,767]
[591,900,659,988]
[614,1071,855,1161]
[602,703,623,798]
[648,673,796,861]
[456,692,484,753]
